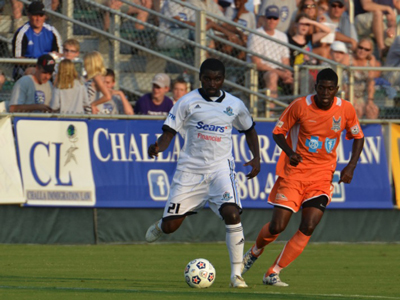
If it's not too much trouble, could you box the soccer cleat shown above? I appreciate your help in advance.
[145,220,163,243]
[263,273,289,287]
[229,275,248,288]
[241,246,263,275]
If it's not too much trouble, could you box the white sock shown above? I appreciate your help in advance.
[225,223,245,278]
[157,219,164,233]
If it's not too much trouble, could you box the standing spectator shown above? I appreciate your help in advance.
[104,68,134,115]
[12,1,63,80]
[257,0,300,33]
[322,0,358,53]
[12,1,62,59]
[134,73,173,115]
[171,77,190,104]
[247,5,293,101]
[53,39,85,83]
[350,38,380,119]
[241,68,364,286]
[354,0,399,60]
[9,54,54,113]
[83,51,112,114]
[156,0,194,49]
[104,0,153,31]
[50,59,90,114]
[145,58,260,288]
[223,0,256,59]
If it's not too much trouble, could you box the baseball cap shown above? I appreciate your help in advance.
[37,54,56,73]
[329,0,345,6]
[330,41,348,53]
[151,73,170,88]
[265,5,280,18]
[28,1,45,15]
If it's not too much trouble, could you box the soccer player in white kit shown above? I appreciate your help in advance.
[145,58,261,288]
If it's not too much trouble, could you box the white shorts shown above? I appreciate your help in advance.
[162,160,242,220]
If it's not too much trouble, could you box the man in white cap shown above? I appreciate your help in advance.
[134,73,173,115]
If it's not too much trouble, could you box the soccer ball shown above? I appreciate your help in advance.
[184,258,216,288]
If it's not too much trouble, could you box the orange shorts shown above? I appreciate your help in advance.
[268,177,333,213]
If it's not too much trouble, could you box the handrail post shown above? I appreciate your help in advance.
[294,64,299,95]
[349,68,354,104]
[62,0,73,40]
[249,65,258,118]
[110,12,121,89]
[194,9,207,89]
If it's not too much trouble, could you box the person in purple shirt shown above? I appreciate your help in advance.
[134,73,174,115]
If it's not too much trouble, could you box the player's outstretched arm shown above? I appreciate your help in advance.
[273,133,302,167]
[339,137,364,184]
[243,127,261,179]
[148,131,175,159]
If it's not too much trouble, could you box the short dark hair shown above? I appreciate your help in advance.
[173,77,187,87]
[316,68,338,86]
[106,68,115,80]
[199,58,225,77]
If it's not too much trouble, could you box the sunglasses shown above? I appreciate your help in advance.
[302,4,316,9]
[266,16,279,20]
[357,45,371,51]
[330,3,344,8]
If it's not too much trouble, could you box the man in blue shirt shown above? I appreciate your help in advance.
[12,1,62,79]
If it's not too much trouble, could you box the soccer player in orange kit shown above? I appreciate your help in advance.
[241,68,365,286]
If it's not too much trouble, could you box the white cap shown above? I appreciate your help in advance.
[151,73,171,88]
[330,41,348,54]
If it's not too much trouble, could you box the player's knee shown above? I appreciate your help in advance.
[161,218,183,234]
[269,221,286,235]
[299,223,317,236]
[220,204,241,225]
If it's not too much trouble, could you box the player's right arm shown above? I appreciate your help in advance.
[273,133,302,167]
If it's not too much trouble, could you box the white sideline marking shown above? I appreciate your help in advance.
[0,285,399,299]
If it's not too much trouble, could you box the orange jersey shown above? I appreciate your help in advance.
[273,95,364,181]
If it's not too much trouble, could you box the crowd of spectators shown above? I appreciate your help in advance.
[2,0,400,119]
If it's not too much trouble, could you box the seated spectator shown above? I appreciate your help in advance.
[171,77,190,104]
[223,0,256,59]
[247,5,293,102]
[50,59,90,114]
[134,73,173,115]
[9,54,54,113]
[83,51,112,114]
[288,13,331,67]
[289,0,318,35]
[104,68,134,115]
[257,0,299,33]
[384,35,400,87]
[321,0,358,54]
[104,0,152,31]
[350,38,380,119]
[156,0,194,49]
[12,1,63,80]
[354,0,399,60]
[328,40,350,65]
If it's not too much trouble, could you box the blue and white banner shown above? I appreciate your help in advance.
[13,118,392,209]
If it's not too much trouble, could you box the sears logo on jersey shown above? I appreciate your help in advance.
[196,121,227,132]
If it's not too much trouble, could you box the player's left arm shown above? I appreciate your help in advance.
[243,127,261,179]
[339,137,364,184]
[148,127,175,159]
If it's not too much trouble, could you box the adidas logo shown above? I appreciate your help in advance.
[195,104,201,109]
[236,238,245,245]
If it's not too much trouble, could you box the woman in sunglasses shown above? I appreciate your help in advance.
[350,37,380,119]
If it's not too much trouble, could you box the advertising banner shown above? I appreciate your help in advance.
[14,118,96,206]
[14,118,393,209]
[0,116,24,204]
[391,124,400,208]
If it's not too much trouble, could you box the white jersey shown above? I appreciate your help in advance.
[164,89,254,174]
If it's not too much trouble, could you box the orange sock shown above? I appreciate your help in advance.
[267,230,310,276]
[255,222,279,250]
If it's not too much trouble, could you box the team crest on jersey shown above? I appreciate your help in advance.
[305,136,322,153]
[222,192,233,201]
[331,116,341,132]
[223,106,234,116]
[276,120,284,128]
[325,138,337,154]
[351,124,360,135]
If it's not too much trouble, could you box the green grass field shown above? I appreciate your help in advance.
[0,243,399,300]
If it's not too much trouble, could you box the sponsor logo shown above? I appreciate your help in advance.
[325,137,337,154]
[196,121,227,133]
[236,238,245,245]
[223,106,234,116]
[195,104,201,109]
[147,170,170,201]
[351,124,360,135]
[305,136,322,153]
[168,112,176,120]
[331,116,341,132]
[222,191,233,200]
[34,91,46,104]
[308,120,317,123]
[197,132,221,142]
[65,125,78,166]
[275,193,287,201]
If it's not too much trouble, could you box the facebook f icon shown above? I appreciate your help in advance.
[148,170,170,201]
